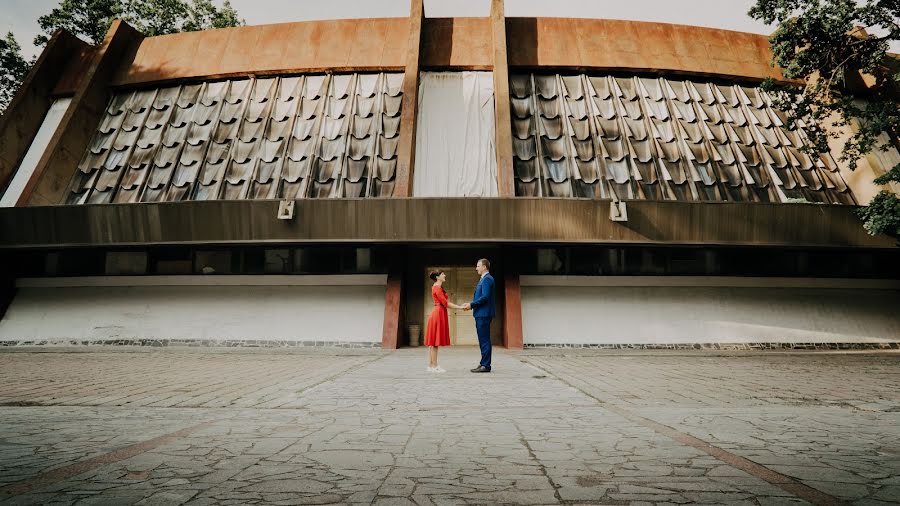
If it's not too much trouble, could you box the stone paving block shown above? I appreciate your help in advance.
[768,464,870,483]
[751,498,810,505]
[0,348,898,504]
[135,490,200,505]
[870,485,900,502]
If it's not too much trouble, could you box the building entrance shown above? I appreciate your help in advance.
[423,266,481,345]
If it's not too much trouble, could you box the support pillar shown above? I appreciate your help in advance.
[503,273,523,349]
[0,260,15,321]
[490,0,515,197]
[393,0,424,197]
[381,271,403,349]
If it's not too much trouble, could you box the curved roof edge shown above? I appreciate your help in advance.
[506,18,784,82]
[72,17,785,90]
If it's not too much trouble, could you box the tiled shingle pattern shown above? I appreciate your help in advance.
[510,74,855,203]
[67,73,404,204]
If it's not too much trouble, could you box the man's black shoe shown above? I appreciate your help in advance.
[470,366,491,373]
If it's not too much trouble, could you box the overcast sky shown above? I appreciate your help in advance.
[3,0,893,60]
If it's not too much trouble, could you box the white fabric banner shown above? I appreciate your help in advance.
[413,71,498,197]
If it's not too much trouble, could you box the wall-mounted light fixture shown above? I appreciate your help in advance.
[277,200,295,220]
[609,200,627,222]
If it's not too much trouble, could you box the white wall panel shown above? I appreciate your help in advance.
[521,279,900,344]
[0,279,385,343]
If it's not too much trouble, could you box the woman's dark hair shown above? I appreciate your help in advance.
[429,270,444,281]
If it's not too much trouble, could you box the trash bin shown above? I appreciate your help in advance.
[407,324,421,347]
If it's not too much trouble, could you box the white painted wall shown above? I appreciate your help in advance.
[1,98,72,207]
[521,277,900,344]
[0,276,387,342]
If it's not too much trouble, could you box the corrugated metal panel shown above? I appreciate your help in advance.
[510,73,856,204]
[65,72,404,204]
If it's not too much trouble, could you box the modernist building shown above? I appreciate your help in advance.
[1,1,898,349]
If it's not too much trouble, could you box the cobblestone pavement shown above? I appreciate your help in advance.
[0,348,898,505]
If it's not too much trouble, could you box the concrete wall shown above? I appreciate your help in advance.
[0,276,387,344]
[520,276,900,344]
[832,127,900,205]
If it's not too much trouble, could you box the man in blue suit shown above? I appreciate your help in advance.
[463,258,495,373]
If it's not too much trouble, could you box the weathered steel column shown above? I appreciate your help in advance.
[393,0,424,197]
[381,271,403,349]
[490,0,515,197]
[20,20,144,206]
[503,273,524,349]
[0,31,90,196]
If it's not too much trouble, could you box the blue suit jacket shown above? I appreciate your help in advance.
[470,273,496,318]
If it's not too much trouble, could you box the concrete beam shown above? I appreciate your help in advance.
[20,20,144,206]
[0,31,90,197]
[490,0,515,197]
[393,0,424,197]
[0,199,894,250]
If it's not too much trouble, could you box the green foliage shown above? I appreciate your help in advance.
[34,0,244,46]
[749,0,900,237]
[184,0,243,31]
[34,0,123,46]
[864,164,900,236]
[0,32,31,114]
[129,0,192,37]
[784,197,823,203]
[127,0,244,36]
[2,0,243,116]
[858,191,900,236]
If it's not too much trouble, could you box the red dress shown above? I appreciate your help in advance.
[424,285,451,347]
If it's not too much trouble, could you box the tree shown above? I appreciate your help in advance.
[0,32,31,113]
[34,0,123,47]
[127,0,244,36]
[183,0,244,31]
[34,0,244,46]
[748,0,900,238]
[2,0,243,115]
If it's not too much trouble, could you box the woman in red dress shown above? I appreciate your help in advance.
[425,270,465,373]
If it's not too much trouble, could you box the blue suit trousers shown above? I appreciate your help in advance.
[475,316,492,368]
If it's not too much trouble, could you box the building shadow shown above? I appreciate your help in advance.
[506,18,537,70]
[421,18,454,68]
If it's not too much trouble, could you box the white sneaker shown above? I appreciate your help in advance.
[434,366,446,373]
[427,367,436,373]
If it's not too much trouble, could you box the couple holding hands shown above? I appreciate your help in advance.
[424,258,495,374]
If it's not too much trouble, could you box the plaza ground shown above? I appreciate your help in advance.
[0,347,898,505]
